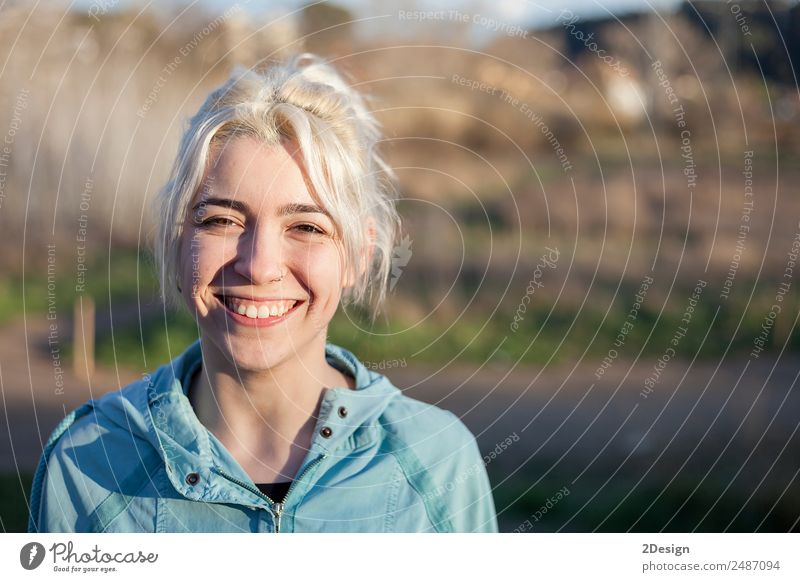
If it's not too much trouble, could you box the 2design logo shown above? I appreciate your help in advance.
[20,542,46,570]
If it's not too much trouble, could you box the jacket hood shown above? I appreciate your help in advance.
[91,339,402,503]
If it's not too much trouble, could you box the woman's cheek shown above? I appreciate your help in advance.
[309,248,345,290]
[301,249,343,319]
[183,238,223,303]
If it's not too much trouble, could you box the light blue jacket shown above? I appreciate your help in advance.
[28,340,498,533]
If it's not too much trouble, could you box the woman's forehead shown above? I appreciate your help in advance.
[194,137,325,214]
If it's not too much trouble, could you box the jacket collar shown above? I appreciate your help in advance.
[142,339,399,503]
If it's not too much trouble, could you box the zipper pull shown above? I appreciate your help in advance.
[273,502,283,533]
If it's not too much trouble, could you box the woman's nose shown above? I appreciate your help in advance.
[233,229,286,285]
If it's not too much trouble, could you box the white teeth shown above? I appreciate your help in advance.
[222,296,297,319]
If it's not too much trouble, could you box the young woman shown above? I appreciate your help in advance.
[28,54,498,533]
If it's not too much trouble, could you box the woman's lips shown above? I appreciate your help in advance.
[214,295,304,327]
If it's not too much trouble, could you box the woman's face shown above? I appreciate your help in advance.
[177,136,347,372]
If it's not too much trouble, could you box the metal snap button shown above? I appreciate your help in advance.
[320,426,333,438]
[338,406,348,418]
[185,472,200,486]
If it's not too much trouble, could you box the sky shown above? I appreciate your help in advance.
[241,0,686,44]
[74,0,686,29]
[327,0,684,27]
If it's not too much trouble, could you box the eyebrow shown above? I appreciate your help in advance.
[193,197,330,218]
[193,197,247,214]
[277,202,331,218]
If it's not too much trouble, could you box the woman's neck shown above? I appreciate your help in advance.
[187,337,355,483]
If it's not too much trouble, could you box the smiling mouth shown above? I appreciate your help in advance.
[214,294,304,321]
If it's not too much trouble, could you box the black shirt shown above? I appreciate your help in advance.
[255,481,292,504]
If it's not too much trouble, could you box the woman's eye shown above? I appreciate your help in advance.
[294,223,325,235]
[200,216,238,228]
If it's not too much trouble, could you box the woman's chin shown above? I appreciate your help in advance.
[221,336,302,372]
[197,310,329,373]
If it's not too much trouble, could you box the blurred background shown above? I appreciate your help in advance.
[1,0,799,532]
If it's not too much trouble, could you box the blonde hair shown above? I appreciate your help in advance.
[151,53,400,319]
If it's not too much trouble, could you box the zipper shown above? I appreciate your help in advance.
[214,454,328,533]
[273,502,284,533]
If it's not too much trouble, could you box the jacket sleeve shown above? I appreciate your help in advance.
[443,412,499,533]
[28,402,95,533]
[28,401,163,533]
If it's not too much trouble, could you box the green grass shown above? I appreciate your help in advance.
[64,276,800,375]
[0,247,158,325]
[93,308,200,372]
[3,242,796,373]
